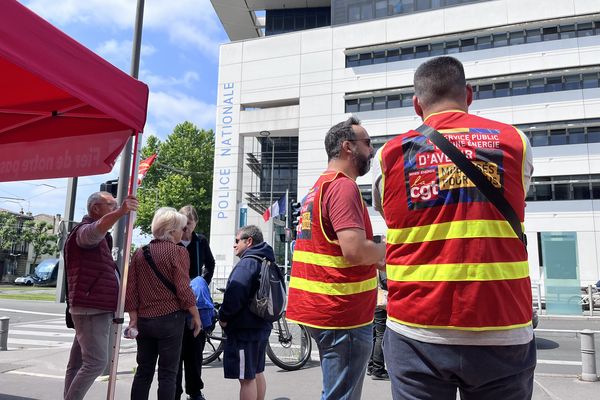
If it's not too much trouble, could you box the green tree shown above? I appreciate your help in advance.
[21,220,59,266]
[136,122,215,236]
[0,211,20,253]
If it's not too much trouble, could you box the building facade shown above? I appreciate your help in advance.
[209,0,600,303]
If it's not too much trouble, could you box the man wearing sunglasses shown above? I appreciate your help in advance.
[286,117,386,400]
[219,225,274,400]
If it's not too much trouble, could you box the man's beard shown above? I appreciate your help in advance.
[352,149,372,176]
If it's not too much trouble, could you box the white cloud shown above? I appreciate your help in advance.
[96,39,156,67]
[147,90,215,138]
[140,70,199,90]
[24,0,226,58]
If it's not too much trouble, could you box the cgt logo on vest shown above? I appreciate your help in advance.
[409,170,440,202]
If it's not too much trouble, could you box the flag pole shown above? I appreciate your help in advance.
[107,0,145,398]
[284,188,289,270]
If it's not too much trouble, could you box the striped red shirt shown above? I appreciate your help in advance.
[125,239,195,318]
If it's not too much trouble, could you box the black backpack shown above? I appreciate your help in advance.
[246,255,287,322]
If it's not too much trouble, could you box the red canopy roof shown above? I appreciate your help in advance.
[0,0,149,182]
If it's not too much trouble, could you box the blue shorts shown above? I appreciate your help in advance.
[223,335,268,380]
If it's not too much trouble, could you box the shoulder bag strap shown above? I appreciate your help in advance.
[142,245,177,295]
[415,124,527,247]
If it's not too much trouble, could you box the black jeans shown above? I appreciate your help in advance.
[368,308,387,375]
[131,311,186,400]
[176,325,206,398]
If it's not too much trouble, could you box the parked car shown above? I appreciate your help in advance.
[14,274,35,286]
[32,258,59,287]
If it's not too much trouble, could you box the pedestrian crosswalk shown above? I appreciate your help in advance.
[7,317,137,351]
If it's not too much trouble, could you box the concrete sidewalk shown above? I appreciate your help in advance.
[1,343,599,400]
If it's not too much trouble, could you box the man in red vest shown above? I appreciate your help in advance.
[373,56,535,399]
[63,191,138,400]
[287,117,386,399]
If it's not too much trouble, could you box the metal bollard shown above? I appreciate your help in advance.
[580,329,598,382]
[588,285,594,317]
[0,316,9,351]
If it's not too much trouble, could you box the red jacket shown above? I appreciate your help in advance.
[65,216,119,311]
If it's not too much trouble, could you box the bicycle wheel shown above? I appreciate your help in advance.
[266,317,312,371]
[202,323,226,365]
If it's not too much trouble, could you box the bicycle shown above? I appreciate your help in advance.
[202,304,312,371]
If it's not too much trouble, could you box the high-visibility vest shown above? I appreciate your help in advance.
[286,171,377,329]
[380,110,532,331]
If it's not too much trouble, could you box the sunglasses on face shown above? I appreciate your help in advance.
[235,237,248,244]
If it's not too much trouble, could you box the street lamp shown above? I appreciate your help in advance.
[260,130,275,245]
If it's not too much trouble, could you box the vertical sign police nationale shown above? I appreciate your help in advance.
[215,82,235,221]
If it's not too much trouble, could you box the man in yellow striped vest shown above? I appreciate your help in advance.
[372,56,536,399]
[287,117,386,400]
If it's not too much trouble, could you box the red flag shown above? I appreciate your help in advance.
[137,153,157,185]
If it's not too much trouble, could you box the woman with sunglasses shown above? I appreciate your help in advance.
[125,207,201,400]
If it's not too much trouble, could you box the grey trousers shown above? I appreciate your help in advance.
[64,312,112,400]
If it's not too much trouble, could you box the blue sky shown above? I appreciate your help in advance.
[0,0,228,232]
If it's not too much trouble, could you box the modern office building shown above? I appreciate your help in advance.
[209,0,600,306]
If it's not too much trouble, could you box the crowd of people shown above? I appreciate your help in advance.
[63,56,536,400]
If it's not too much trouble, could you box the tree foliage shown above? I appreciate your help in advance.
[21,220,59,266]
[136,122,215,236]
[0,211,20,253]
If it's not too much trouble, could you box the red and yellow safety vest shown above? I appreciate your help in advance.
[286,171,377,329]
[380,110,532,331]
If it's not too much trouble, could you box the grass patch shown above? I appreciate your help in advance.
[0,293,55,301]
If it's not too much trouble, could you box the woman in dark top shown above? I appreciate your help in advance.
[125,207,201,400]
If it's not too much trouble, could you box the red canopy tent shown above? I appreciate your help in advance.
[0,0,149,182]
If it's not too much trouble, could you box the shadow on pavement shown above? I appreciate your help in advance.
[0,395,37,400]
[535,337,559,350]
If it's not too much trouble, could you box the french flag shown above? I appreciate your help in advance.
[262,195,287,222]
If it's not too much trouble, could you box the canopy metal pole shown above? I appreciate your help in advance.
[106,1,145,398]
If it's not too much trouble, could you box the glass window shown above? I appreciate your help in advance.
[526,28,542,43]
[446,40,460,54]
[495,82,510,97]
[549,129,567,145]
[582,73,599,89]
[509,30,525,45]
[401,93,413,107]
[415,0,431,10]
[588,126,600,143]
[534,183,552,201]
[572,181,591,200]
[373,96,386,110]
[531,130,549,146]
[375,0,388,17]
[373,50,386,64]
[577,22,594,37]
[389,0,402,15]
[348,5,361,22]
[476,35,492,50]
[529,78,545,94]
[294,15,305,30]
[560,24,576,39]
[526,185,535,201]
[346,99,359,113]
[400,46,415,60]
[401,0,415,13]
[564,74,581,90]
[284,15,294,32]
[387,94,401,109]
[477,84,493,100]
[359,52,372,66]
[553,182,571,200]
[415,44,429,58]
[568,128,585,144]
[492,33,508,47]
[346,54,360,68]
[512,80,528,96]
[387,49,400,62]
[361,3,373,19]
[305,14,317,29]
[542,26,559,41]
[359,98,373,112]
[430,42,444,56]
[546,76,563,92]
[592,175,600,199]
[273,15,284,31]
[461,38,475,52]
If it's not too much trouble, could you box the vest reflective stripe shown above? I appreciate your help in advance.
[387,315,532,331]
[289,276,377,296]
[386,219,523,244]
[386,261,529,282]
[292,250,351,268]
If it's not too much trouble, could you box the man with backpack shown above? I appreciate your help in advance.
[219,225,274,400]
